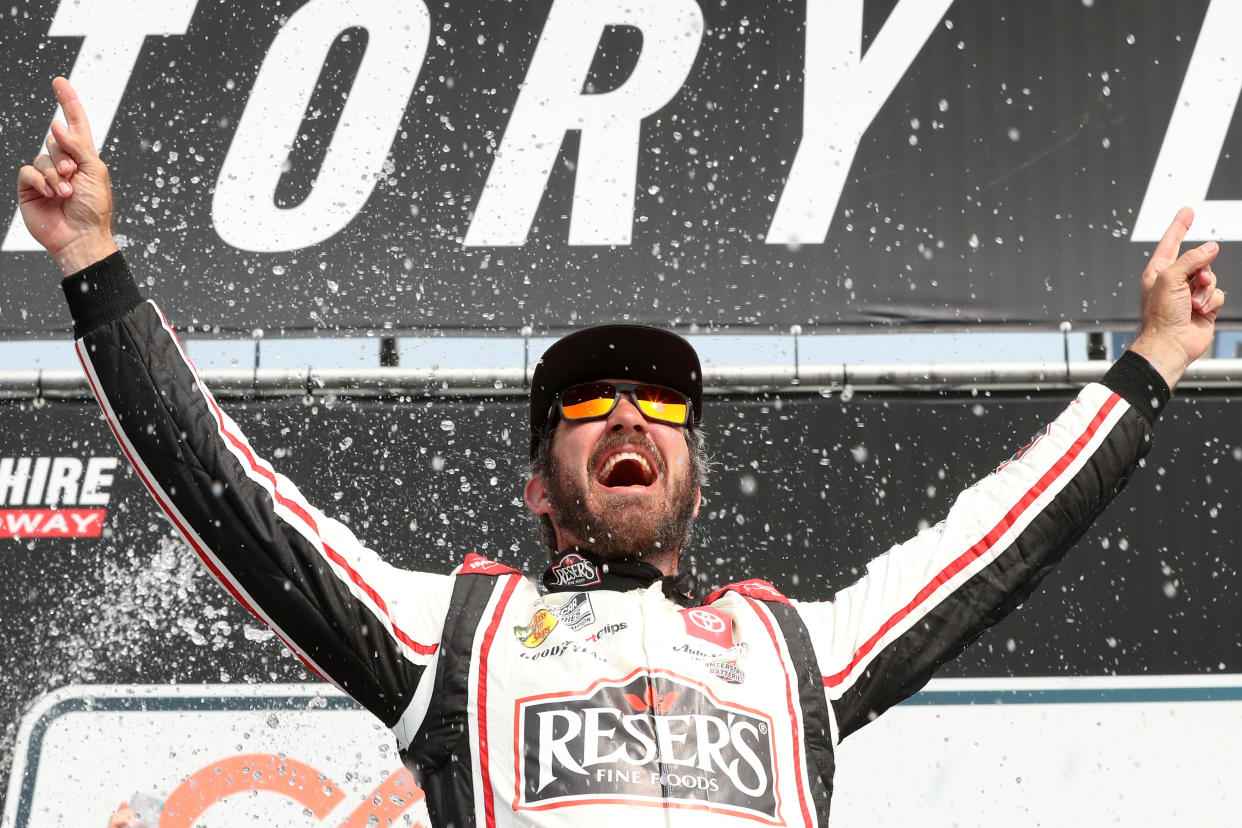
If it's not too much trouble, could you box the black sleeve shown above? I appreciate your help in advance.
[798,365,1159,741]
[66,253,453,728]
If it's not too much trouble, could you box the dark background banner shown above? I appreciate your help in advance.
[3,388,1241,806]
[3,0,1240,337]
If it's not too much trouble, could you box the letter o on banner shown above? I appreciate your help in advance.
[212,0,429,252]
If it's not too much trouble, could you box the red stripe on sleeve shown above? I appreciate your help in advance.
[152,307,440,658]
[823,393,1121,689]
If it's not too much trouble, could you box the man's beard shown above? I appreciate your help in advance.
[545,432,698,562]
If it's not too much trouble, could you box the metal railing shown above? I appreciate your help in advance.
[3,359,1240,401]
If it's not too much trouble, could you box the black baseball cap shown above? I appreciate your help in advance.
[529,324,703,457]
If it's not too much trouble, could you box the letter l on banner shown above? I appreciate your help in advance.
[1132,0,1242,242]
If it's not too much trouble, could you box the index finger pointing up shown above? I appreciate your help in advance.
[1148,206,1195,276]
[51,76,94,147]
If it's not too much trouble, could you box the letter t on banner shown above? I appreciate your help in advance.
[464,0,704,247]
[3,0,199,252]
[766,0,952,245]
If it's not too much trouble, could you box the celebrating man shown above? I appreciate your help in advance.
[18,77,1225,826]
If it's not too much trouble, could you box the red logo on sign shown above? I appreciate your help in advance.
[679,607,734,648]
[159,754,425,827]
[0,508,105,538]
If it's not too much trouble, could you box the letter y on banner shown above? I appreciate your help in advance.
[766,0,952,245]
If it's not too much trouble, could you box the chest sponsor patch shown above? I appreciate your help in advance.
[545,592,596,630]
[514,609,559,648]
[549,553,601,587]
[515,671,778,820]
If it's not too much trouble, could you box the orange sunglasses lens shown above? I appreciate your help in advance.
[560,383,689,425]
[561,383,618,419]
[635,388,688,424]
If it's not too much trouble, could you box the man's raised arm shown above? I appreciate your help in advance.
[17,76,117,275]
[796,209,1225,742]
[16,77,453,732]
[1130,205,1226,389]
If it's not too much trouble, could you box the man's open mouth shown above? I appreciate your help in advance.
[596,450,657,488]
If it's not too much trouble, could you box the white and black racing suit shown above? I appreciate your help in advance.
[64,252,1169,827]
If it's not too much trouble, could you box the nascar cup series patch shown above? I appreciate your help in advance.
[544,592,596,630]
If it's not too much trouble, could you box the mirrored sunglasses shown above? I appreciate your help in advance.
[557,381,691,426]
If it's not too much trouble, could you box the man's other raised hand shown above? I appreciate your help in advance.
[1130,207,1227,390]
[16,76,117,276]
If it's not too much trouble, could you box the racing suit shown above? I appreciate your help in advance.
[64,252,1169,827]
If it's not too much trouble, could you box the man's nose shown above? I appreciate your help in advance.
[607,394,647,431]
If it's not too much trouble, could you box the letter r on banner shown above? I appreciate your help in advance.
[3,0,199,252]
[464,0,704,247]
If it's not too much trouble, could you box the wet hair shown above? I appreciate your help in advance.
[528,414,709,553]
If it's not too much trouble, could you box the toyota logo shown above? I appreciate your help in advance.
[687,609,726,633]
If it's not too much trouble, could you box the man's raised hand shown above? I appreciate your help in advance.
[16,76,117,276]
[1130,207,1227,389]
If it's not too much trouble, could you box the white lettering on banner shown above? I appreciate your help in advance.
[463,0,704,247]
[27,457,50,506]
[212,0,429,252]
[79,456,118,506]
[1132,0,1242,241]
[3,0,199,252]
[0,458,31,504]
[766,0,953,245]
[45,457,83,506]
[0,457,116,507]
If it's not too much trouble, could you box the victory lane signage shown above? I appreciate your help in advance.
[2,0,1239,336]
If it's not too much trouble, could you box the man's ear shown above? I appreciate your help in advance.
[525,474,553,517]
[692,487,702,519]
